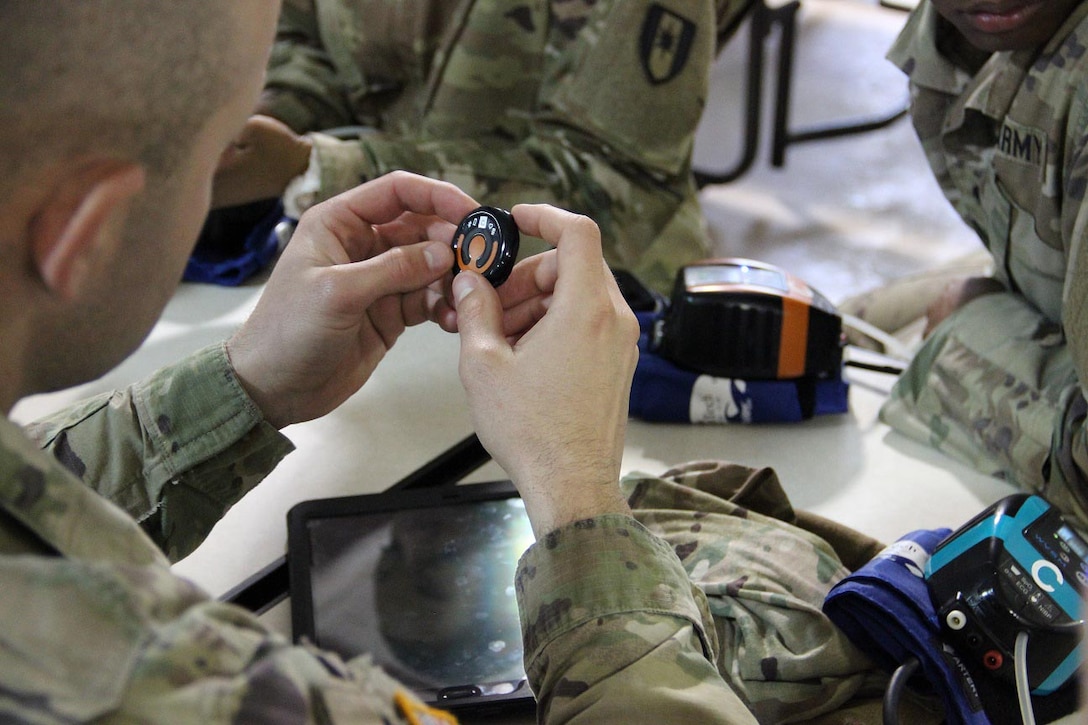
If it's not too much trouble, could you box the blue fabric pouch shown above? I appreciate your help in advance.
[823,529,993,725]
[184,199,286,286]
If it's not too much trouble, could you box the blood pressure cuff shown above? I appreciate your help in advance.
[184,198,286,286]
[629,312,849,423]
[823,529,993,725]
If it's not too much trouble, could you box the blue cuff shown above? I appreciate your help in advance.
[184,200,286,286]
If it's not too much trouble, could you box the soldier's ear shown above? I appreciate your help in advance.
[28,160,146,300]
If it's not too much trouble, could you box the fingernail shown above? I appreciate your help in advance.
[424,242,449,273]
[453,273,474,304]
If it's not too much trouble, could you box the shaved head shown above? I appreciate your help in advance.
[0,2,246,190]
[0,0,280,403]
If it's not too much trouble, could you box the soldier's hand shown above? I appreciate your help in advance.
[450,205,639,538]
[924,276,1006,338]
[211,114,312,209]
[225,171,476,428]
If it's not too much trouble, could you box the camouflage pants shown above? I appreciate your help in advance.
[834,252,1088,537]
[623,461,945,724]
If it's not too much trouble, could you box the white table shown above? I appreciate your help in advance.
[10,279,1021,722]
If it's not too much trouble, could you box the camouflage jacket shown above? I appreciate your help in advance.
[0,344,760,723]
[261,0,753,293]
[880,2,1088,531]
[0,343,928,723]
[524,461,948,725]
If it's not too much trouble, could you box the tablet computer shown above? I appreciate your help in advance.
[286,480,537,716]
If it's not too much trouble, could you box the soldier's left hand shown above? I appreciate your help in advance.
[923,275,1006,338]
[211,114,313,209]
[225,171,476,428]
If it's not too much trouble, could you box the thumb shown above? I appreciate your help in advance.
[453,271,507,357]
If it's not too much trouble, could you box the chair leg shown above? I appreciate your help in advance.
[694,0,910,186]
[770,0,908,168]
[694,4,774,188]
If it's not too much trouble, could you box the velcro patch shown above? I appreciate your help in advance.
[996,118,1046,169]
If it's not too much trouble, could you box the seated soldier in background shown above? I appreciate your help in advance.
[0,2,885,722]
[209,0,755,293]
[13,2,1061,723]
[844,0,1088,533]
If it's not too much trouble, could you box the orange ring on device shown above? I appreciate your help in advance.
[451,206,519,287]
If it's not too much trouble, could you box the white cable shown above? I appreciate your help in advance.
[840,313,915,362]
[1014,630,1037,725]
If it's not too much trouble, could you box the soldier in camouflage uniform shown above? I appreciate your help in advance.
[212,0,755,293]
[845,0,1088,533]
[0,1,971,722]
[5,394,929,724]
[3,3,895,722]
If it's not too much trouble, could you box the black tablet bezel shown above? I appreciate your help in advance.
[286,479,536,716]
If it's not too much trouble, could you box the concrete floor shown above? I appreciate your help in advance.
[693,0,981,307]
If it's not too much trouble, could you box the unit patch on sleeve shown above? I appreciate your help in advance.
[639,4,697,85]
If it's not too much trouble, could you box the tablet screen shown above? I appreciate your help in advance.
[289,483,536,710]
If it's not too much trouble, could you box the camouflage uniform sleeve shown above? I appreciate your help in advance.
[515,514,759,724]
[285,0,754,293]
[22,342,295,562]
[1057,100,1088,534]
[0,550,456,724]
[881,292,1088,531]
[261,0,358,133]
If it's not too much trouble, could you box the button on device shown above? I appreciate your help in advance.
[437,684,483,701]
[451,206,519,287]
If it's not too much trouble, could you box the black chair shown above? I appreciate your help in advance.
[694,0,909,187]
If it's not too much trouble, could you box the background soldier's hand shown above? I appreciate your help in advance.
[924,275,1006,338]
[211,114,313,209]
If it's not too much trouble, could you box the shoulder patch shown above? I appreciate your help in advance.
[640,4,697,85]
[996,118,1047,170]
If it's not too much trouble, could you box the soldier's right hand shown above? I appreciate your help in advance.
[450,205,640,538]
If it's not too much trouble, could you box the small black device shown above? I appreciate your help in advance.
[451,206,519,287]
[652,258,843,380]
[925,494,1086,697]
[287,480,536,716]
